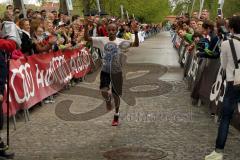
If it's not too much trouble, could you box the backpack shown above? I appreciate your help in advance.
[229,37,240,88]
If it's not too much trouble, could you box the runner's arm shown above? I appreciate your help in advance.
[131,31,139,47]
[130,21,139,47]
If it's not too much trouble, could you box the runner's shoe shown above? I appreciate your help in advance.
[112,114,119,126]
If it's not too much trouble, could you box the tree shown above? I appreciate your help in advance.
[101,0,170,23]
[173,0,240,19]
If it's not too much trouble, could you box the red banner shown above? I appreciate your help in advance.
[2,47,92,116]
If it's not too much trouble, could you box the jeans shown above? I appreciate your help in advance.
[215,82,240,150]
[0,51,7,96]
[0,51,7,130]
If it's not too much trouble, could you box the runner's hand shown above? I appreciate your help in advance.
[131,21,138,32]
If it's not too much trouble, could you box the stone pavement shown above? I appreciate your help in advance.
[2,32,240,160]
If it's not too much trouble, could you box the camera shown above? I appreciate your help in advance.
[217,8,222,17]
[196,41,209,53]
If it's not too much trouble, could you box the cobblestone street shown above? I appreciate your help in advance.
[3,32,240,160]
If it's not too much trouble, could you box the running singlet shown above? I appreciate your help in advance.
[92,37,131,73]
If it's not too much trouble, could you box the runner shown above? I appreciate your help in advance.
[84,19,139,126]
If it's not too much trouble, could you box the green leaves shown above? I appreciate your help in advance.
[173,0,240,19]
[81,0,170,23]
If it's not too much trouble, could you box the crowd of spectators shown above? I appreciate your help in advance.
[172,9,232,103]
[1,4,161,57]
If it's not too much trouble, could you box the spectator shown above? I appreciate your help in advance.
[31,22,55,54]
[32,11,42,19]
[6,5,13,11]
[13,7,20,16]
[178,28,193,45]
[1,10,22,49]
[197,20,204,32]
[190,18,198,31]
[41,10,47,19]
[27,9,33,19]
[56,24,72,50]
[201,9,210,20]
[98,18,108,37]
[205,15,240,160]
[123,25,132,40]
[19,18,34,55]
[196,20,220,58]
[55,12,64,26]
[192,11,199,19]
[51,10,58,19]
[46,12,55,22]
[63,13,70,25]
[72,15,80,22]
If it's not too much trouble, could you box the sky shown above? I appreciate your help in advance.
[0,0,39,4]
[0,0,59,5]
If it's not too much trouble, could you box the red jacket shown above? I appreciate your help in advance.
[98,26,108,37]
[0,39,16,53]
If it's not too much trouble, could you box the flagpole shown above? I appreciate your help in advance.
[96,0,101,15]
[120,5,124,19]
[218,0,224,9]
[126,11,129,21]
[20,0,26,18]
[198,0,205,19]
[190,0,196,16]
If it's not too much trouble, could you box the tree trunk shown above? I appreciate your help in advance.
[59,0,68,14]
[13,0,23,11]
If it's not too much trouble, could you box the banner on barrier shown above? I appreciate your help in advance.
[2,47,92,116]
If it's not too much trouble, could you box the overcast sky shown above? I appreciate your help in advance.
[0,0,59,5]
[0,0,39,4]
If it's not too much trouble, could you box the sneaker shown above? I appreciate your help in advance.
[112,114,119,126]
[49,99,55,103]
[44,99,50,104]
[48,96,55,104]
[205,151,223,160]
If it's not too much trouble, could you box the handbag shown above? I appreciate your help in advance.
[229,39,240,88]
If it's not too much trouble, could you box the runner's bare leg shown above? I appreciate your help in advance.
[101,88,112,110]
[112,93,120,114]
